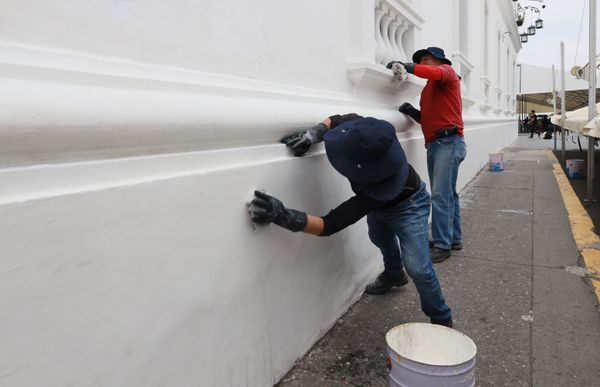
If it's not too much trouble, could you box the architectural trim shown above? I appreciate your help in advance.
[452,51,474,71]
[1,42,351,104]
[384,0,425,28]
[346,61,425,92]
[498,0,522,49]
[1,43,421,166]
[462,96,476,110]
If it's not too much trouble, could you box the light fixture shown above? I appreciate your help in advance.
[520,33,529,43]
[535,18,543,29]
[516,16,524,27]
[527,24,536,35]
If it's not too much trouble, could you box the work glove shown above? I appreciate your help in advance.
[281,123,328,157]
[398,102,421,122]
[249,190,308,232]
[386,61,415,74]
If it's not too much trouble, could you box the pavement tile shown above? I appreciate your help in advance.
[532,213,579,268]
[459,210,532,266]
[435,259,532,386]
[503,160,552,171]
[277,369,361,387]
[461,186,533,212]
[279,287,423,387]
[533,169,569,216]
[532,266,600,386]
[471,169,533,190]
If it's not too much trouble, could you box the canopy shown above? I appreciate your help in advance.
[551,102,600,137]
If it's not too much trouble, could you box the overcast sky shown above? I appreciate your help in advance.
[517,0,600,69]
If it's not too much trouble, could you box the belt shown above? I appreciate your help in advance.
[435,126,458,139]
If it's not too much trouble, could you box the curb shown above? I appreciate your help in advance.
[547,149,600,303]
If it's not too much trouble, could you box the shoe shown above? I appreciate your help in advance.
[431,247,451,263]
[365,270,409,295]
[450,242,463,251]
[429,240,463,251]
[431,317,453,328]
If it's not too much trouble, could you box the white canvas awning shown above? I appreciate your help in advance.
[551,102,600,137]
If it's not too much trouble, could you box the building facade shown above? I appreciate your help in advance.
[1,1,520,385]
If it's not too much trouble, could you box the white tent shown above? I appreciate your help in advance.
[551,102,600,137]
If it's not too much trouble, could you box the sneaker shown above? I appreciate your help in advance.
[365,270,409,295]
[429,240,463,251]
[431,317,453,328]
[431,247,451,263]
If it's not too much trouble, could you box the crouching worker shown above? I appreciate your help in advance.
[248,114,453,327]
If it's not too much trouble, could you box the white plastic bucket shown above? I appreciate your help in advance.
[386,323,477,387]
[489,153,504,172]
[566,159,585,179]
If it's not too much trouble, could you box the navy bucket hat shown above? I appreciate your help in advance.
[324,117,409,201]
[412,46,452,65]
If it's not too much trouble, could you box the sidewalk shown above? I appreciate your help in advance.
[277,134,600,386]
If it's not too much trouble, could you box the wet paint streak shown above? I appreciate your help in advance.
[547,149,600,303]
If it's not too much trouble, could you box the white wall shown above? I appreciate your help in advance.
[518,63,589,94]
[0,1,518,386]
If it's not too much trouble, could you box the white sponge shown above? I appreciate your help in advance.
[391,62,408,84]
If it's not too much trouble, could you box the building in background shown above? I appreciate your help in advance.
[516,63,591,129]
[0,1,520,386]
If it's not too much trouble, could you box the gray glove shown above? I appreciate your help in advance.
[398,102,421,122]
[386,61,415,74]
[281,123,328,157]
[249,190,308,232]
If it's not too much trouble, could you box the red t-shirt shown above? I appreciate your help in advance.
[415,64,464,144]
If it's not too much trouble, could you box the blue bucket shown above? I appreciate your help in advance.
[489,153,504,172]
[566,159,585,179]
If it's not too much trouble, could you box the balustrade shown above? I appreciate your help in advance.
[374,0,415,65]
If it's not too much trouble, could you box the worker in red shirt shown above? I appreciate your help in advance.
[387,47,467,263]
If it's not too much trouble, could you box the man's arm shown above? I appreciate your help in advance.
[304,215,325,235]
[249,190,383,237]
[281,113,363,157]
[398,102,421,122]
[412,64,443,81]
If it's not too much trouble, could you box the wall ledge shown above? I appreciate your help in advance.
[479,103,493,113]
[0,43,420,166]
[346,61,425,93]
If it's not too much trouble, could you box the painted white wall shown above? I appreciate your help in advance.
[0,1,519,386]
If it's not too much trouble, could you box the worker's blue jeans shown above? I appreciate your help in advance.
[426,135,467,250]
[367,181,452,322]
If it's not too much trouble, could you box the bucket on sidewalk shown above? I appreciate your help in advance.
[386,323,477,387]
[566,159,585,179]
[489,153,504,172]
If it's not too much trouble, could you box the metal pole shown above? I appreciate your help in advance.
[587,0,596,201]
[519,64,523,132]
[561,41,566,163]
[552,64,557,150]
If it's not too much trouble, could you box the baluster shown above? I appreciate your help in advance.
[388,18,401,61]
[374,4,386,65]
[395,19,409,62]
[380,7,394,64]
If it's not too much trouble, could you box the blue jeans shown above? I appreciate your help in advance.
[367,182,452,322]
[426,135,467,250]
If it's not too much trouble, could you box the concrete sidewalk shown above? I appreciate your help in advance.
[277,135,600,386]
